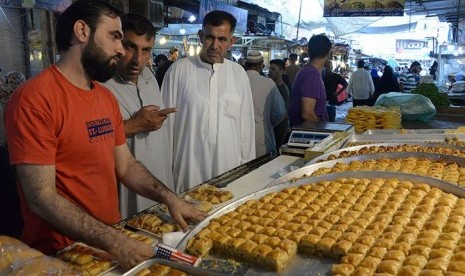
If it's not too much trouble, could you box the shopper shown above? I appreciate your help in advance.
[162,10,255,192]
[103,14,176,218]
[285,53,300,85]
[322,60,347,122]
[154,54,168,69]
[400,61,422,93]
[246,52,286,157]
[269,59,291,150]
[5,0,206,269]
[0,71,26,239]
[169,47,179,61]
[347,59,375,107]
[374,65,400,102]
[289,34,331,126]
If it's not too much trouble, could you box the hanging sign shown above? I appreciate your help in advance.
[323,0,404,17]
[396,39,427,53]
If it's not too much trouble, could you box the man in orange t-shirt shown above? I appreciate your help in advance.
[5,0,206,270]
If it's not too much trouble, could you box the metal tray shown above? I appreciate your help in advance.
[123,258,226,276]
[345,133,465,145]
[310,142,465,164]
[176,171,465,276]
[267,152,465,187]
[363,129,449,135]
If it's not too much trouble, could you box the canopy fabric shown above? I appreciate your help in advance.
[241,0,426,37]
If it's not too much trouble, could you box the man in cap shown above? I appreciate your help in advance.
[400,61,422,93]
[162,10,255,192]
[245,51,286,157]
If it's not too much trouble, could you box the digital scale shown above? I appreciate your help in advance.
[280,122,354,156]
[287,131,334,148]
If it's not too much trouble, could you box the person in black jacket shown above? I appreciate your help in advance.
[374,65,400,103]
[322,61,347,122]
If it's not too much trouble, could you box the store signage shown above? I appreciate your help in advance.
[323,0,404,17]
[396,39,427,53]
[199,0,248,34]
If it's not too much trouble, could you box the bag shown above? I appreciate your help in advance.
[374,92,436,122]
[336,84,348,105]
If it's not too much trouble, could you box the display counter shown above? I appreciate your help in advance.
[6,126,465,276]
[101,154,306,275]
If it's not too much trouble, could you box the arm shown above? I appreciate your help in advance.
[399,73,406,92]
[114,143,207,229]
[347,75,353,94]
[15,164,153,269]
[368,74,375,96]
[240,76,256,163]
[301,97,319,122]
[124,105,176,138]
[269,86,287,127]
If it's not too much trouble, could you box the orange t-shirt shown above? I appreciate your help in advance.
[5,65,126,254]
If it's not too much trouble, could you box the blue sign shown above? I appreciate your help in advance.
[199,0,248,34]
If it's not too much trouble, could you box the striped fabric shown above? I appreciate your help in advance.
[399,70,417,92]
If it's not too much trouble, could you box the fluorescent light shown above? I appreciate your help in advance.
[179,29,186,35]
[188,15,196,23]
[189,45,195,56]
[159,37,167,45]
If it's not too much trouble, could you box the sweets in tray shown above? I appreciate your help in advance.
[133,262,188,276]
[186,177,465,274]
[127,213,181,237]
[56,228,154,276]
[310,156,465,188]
[184,184,233,205]
[56,243,116,276]
[346,106,402,133]
[326,144,465,160]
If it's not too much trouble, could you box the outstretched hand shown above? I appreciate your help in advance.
[132,105,176,132]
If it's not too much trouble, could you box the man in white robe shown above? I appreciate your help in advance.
[103,14,176,217]
[162,10,255,192]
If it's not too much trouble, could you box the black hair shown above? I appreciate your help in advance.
[411,61,421,68]
[55,0,122,53]
[307,34,331,60]
[357,59,365,68]
[202,10,237,33]
[270,59,285,71]
[121,13,155,40]
[169,47,179,55]
[154,54,168,66]
[289,53,298,61]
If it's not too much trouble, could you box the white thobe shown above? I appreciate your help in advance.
[162,56,255,193]
[103,67,174,218]
[246,70,286,157]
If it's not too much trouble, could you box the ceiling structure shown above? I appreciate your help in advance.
[162,0,462,38]
[404,0,464,25]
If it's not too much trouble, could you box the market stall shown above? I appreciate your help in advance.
[4,126,465,275]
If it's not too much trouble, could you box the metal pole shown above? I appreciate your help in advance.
[296,0,303,41]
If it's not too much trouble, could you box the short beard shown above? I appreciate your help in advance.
[81,37,118,82]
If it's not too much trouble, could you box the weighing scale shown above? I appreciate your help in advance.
[280,122,354,156]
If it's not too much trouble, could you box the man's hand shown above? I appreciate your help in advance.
[124,105,176,137]
[165,195,208,231]
[110,234,154,270]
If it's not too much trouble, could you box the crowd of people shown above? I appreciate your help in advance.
[0,0,438,270]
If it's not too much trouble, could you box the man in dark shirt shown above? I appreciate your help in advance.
[269,59,290,150]
[322,61,347,122]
